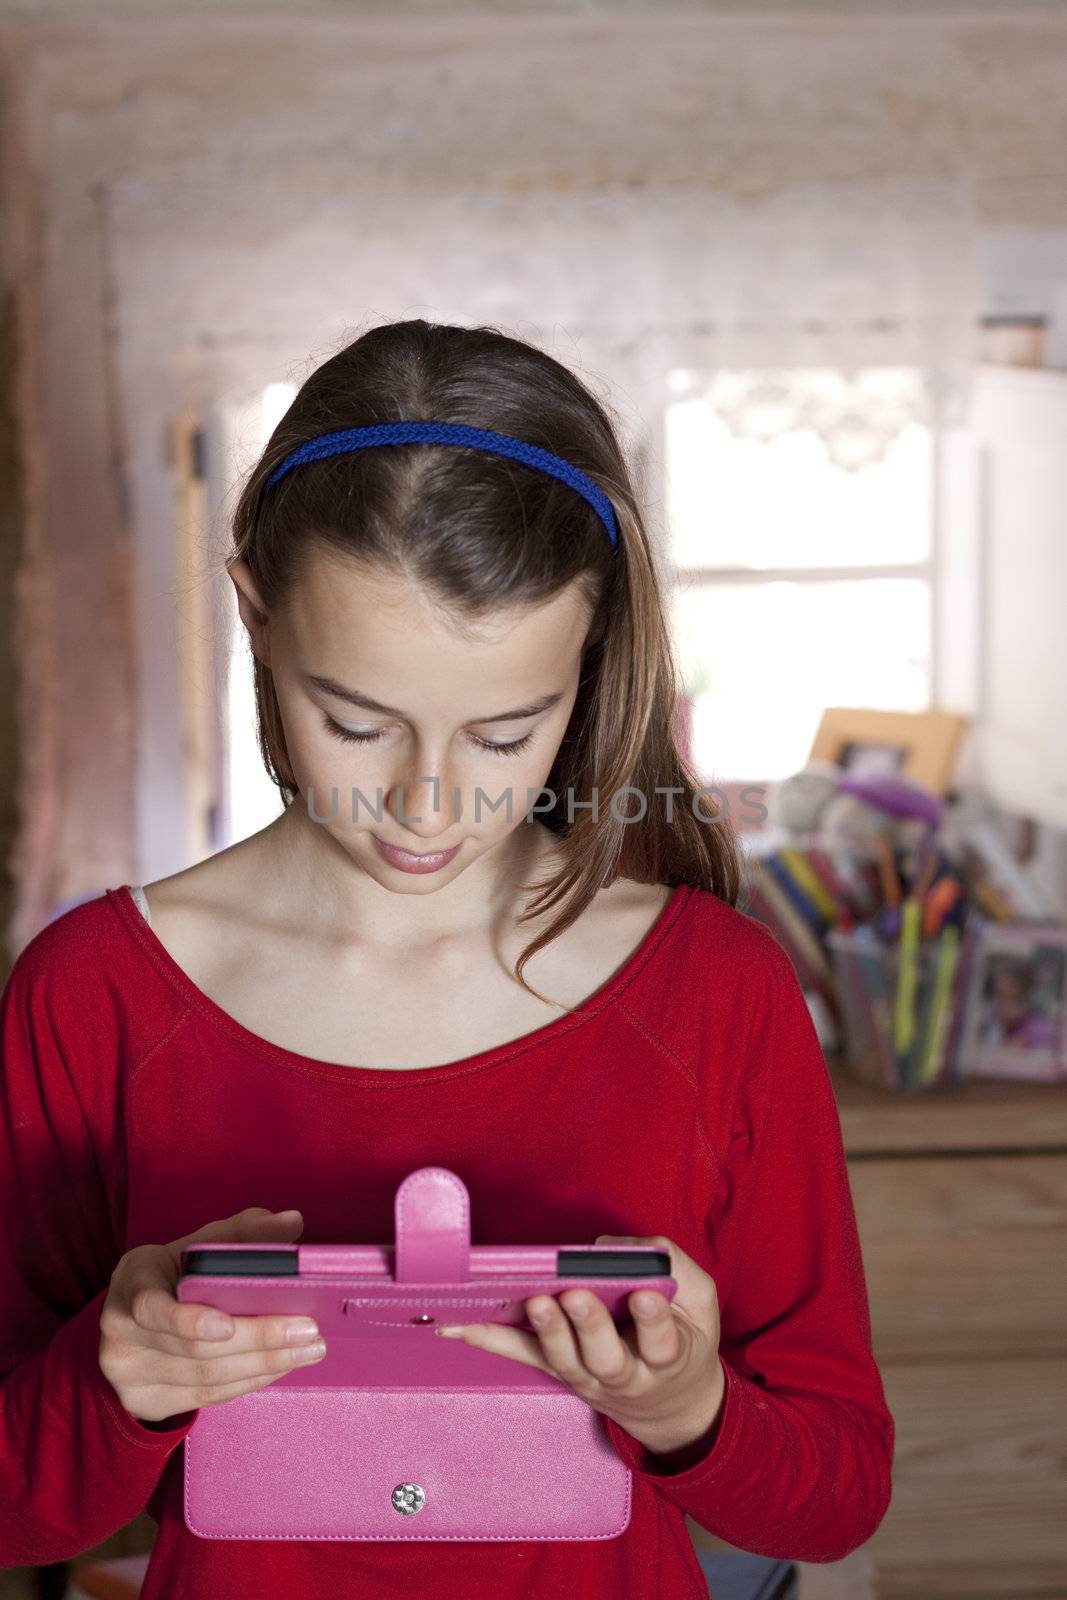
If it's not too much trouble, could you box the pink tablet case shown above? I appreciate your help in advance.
[175,1166,677,1541]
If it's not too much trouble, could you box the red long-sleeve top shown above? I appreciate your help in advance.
[0,880,893,1598]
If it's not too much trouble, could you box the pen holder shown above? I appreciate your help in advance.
[827,925,967,1093]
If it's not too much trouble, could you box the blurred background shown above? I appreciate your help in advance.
[1,1,1066,1597]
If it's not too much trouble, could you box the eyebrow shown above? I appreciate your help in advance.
[303,673,565,725]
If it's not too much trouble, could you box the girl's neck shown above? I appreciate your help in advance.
[247,797,566,948]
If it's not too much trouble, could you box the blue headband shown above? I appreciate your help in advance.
[261,420,619,550]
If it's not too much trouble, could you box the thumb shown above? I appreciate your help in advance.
[177,1206,305,1251]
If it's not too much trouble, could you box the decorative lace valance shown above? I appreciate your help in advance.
[565,179,979,459]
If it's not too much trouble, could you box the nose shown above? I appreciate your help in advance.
[386,769,462,843]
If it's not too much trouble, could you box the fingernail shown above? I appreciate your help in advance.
[634,1293,660,1315]
[198,1313,234,1339]
[293,1339,327,1363]
[285,1320,320,1345]
[435,1326,464,1338]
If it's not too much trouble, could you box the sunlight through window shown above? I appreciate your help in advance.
[223,382,296,844]
[666,368,935,784]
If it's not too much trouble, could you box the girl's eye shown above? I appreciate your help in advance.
[321,714,534,759]
[471,731,535,758]
[322,716,388,748]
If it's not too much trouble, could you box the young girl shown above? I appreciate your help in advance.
[0,320,893,1599]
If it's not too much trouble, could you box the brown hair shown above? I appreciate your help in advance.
[228,319,743,1002]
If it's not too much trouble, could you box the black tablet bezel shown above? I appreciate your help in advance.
[179,1246,673,1279]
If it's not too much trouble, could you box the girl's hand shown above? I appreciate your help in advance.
[98,1207,328,1425]
[436,1233,726,1458]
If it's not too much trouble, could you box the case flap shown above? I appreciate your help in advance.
[184,1385,631,1541]
[394,1166,470,1283]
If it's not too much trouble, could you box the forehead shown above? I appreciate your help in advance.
[281,547,592,705]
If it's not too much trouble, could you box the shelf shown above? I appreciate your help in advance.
[825,1053,1067,1155]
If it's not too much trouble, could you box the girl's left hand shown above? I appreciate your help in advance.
[435,1233,726,1458]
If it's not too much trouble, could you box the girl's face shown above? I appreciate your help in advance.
[229,547,595,891]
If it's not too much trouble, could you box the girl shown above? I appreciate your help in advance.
[0,320,893,1599]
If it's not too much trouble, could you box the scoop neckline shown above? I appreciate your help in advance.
[106,880,695,1086]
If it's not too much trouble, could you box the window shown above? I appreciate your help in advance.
[665,367,936,784]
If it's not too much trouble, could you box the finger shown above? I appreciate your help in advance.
[129,1284,235,1345]
[173,1205,305,1253]
[145,1336,328,1395]
[224,1206,305,1242]
[435,1320,553,1375]
[552,1291,634,1387]
[133,1364,310,1422]
[191,1366,311,1406]
[594,1234,660,1244]
[523,1295,586,1382]
[121,1253,239,1345]
[628,1290,684,1369]
[144,1310,325,1358]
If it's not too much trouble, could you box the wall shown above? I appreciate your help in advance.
[0,288,20,962]
[3,8,1067,956]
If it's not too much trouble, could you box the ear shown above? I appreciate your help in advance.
[227,558,271,666]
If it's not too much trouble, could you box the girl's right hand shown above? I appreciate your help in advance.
[98,1206,327,1425]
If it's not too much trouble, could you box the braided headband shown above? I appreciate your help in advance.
[261,421,619,550]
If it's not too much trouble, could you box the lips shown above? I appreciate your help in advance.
[372,835,463,875]
[377,839,458,859]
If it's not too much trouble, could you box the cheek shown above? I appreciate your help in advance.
[282,710,343,783]
[470,746,561,830]
[282,715,382,823]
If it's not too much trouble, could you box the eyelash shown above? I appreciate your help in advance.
[321,714,535,759]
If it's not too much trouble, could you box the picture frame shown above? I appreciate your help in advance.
[808,707,970,797]
[954,919,1067,1083]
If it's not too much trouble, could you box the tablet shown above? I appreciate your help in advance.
[175,1168,669,1542]
[177,1240,677,1337]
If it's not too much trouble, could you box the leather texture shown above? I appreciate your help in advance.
[394,1167,470,1283]
[183,1387,632,1541]
[176,1166,675,1541]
